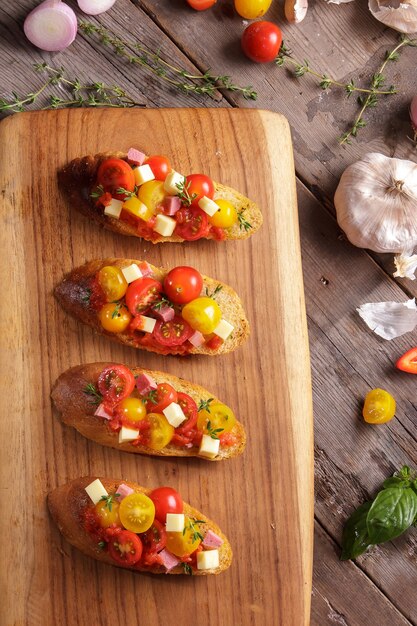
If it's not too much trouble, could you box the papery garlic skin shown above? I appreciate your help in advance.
[369,0,417,33]
[334,153,417,254]
[393,252,417,280]
[357,299,417,340]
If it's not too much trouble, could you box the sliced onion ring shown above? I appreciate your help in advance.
[24,0,77,52]
[77,0,117,14]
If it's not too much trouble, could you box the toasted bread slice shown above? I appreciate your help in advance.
[58,151,262,243]
[51,363,246,460]
[48,476,232,575]
[54,258,250,356]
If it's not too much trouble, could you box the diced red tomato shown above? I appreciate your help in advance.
[142,519,167,552]
[125,277,163,316]
[174,207,210,241]
[89,276,107,311]
[219,432,238,447]
[205,335,223,351]
[210,226,227,241]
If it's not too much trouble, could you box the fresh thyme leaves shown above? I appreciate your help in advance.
[0,63,144,115]
[99,493,120,512]
[175,179,197,207]
[152,296,174,311]
[142,390,158,405]
[83,383,102,405]
[79,22,257,101]
[205,285,223,300]
[182,563,193,575]
[115,185,139,198]
[90,185,104,199]
[339,35,417,144]
[182,518,205,542]
[206,420,224,440]
[198,398,214,413]
[237,208,252,231]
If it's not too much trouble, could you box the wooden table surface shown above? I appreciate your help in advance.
[1,1,416,625]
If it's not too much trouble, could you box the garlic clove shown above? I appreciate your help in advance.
[393,252,417,280]
[285,0,308,22]
[357,299,417,340]
[368,0,417,33]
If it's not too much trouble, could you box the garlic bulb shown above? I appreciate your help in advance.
[334,153,417,254]
[368,0,417,33]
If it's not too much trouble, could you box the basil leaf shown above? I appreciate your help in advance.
[366,487,417,544]
[340,501,373,560]
[383,477,409,489]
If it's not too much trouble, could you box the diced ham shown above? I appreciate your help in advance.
[151,305,175,322]
[188,330,205,348]
[162,196,181,216]
[136,373,157,396]
[94,403,113,420]
[158,548,180,572]
[127,148,146,166]
[138,261,153,277]
[116,483,134,501]
[202,530,224,549]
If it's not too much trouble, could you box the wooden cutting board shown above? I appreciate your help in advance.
[0,108,313,626]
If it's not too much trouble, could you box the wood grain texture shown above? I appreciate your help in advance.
[0,108,313,626]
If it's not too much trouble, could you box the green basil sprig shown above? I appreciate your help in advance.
[341,466,417,560]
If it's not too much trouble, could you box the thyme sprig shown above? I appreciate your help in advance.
[206,420,224,440]
[205,285,223,300]
[152,296,174,311]
[182,562,193,575]
[116,185,139,198]
[0,63,143,114]
[237,208,252,232]
[183,518,205,542]
[175,179,197,207]
[142,390,158,405]
[100,493,120,512]
[340,35,417,144]
[90,184,105,199]
[83,383,102,406]
[111,301,124,319]
[198,398,214,413]
[79,22,257,101]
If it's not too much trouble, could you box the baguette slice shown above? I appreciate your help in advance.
[52,362,246,460]
[54,258,250,356]
[48,476,232,575]
[58,151,262,243]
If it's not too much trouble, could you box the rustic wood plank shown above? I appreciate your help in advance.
[0,107,313,626]
[312,521,413,626]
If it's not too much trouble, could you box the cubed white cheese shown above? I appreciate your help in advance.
[121,263,143,284]
[213,319,234,341]
[153,214,176,237]
[118,426,140,443]
[165,513,185,532]
[163,402,187,428]
[85,479,108,505]
[197,549,219,570]
[199,434,220,459]
[164,170,185,195]
[138,315,157,333]
[133,164,155,186]
[104,198,123,219]
[198,196,219,217]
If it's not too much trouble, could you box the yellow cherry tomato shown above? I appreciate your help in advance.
[116,397,147,423]
[234,0,272,19]
[197,402,236,434]
[99,303,132,333]
[123,196,154,222]
[94,498,121,528]
[209,199,238,229]
[98,266,128,302]
[181,297,221,335]
[119,492,155,533]
[138,180,166,214]
[146,413,174,450]
[362,388,396,424]
[166,516,202,557]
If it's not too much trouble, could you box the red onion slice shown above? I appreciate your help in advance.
[77,0,117,15]
[24,0,77,52]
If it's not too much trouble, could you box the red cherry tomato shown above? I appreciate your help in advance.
[396,347,417,374]
[163,266,203,305]
[108,529,143,565]
[174,207,210,241]
[153,316,193,347]
[96,158,135,200]
[146,383,178,413]
[176,392,198,432]
[149,487,184,523]
[241,21,282,63]
[142,519,167,553]
[97,365,136,408]
[186,174,215,207]
[186,0,217,9]
[125,277,162,316]
[146,155,171,181]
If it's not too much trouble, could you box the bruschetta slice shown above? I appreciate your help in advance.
[58,151,262,243]
[52,363,246,460]
[48,477,232,575]
[54,259,250,356]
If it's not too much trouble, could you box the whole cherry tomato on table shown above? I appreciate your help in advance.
[362,388,396,424]
[241,21,283,63]
[164,266,203,305]
[187,0,217,9]
[234,0,272,19]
